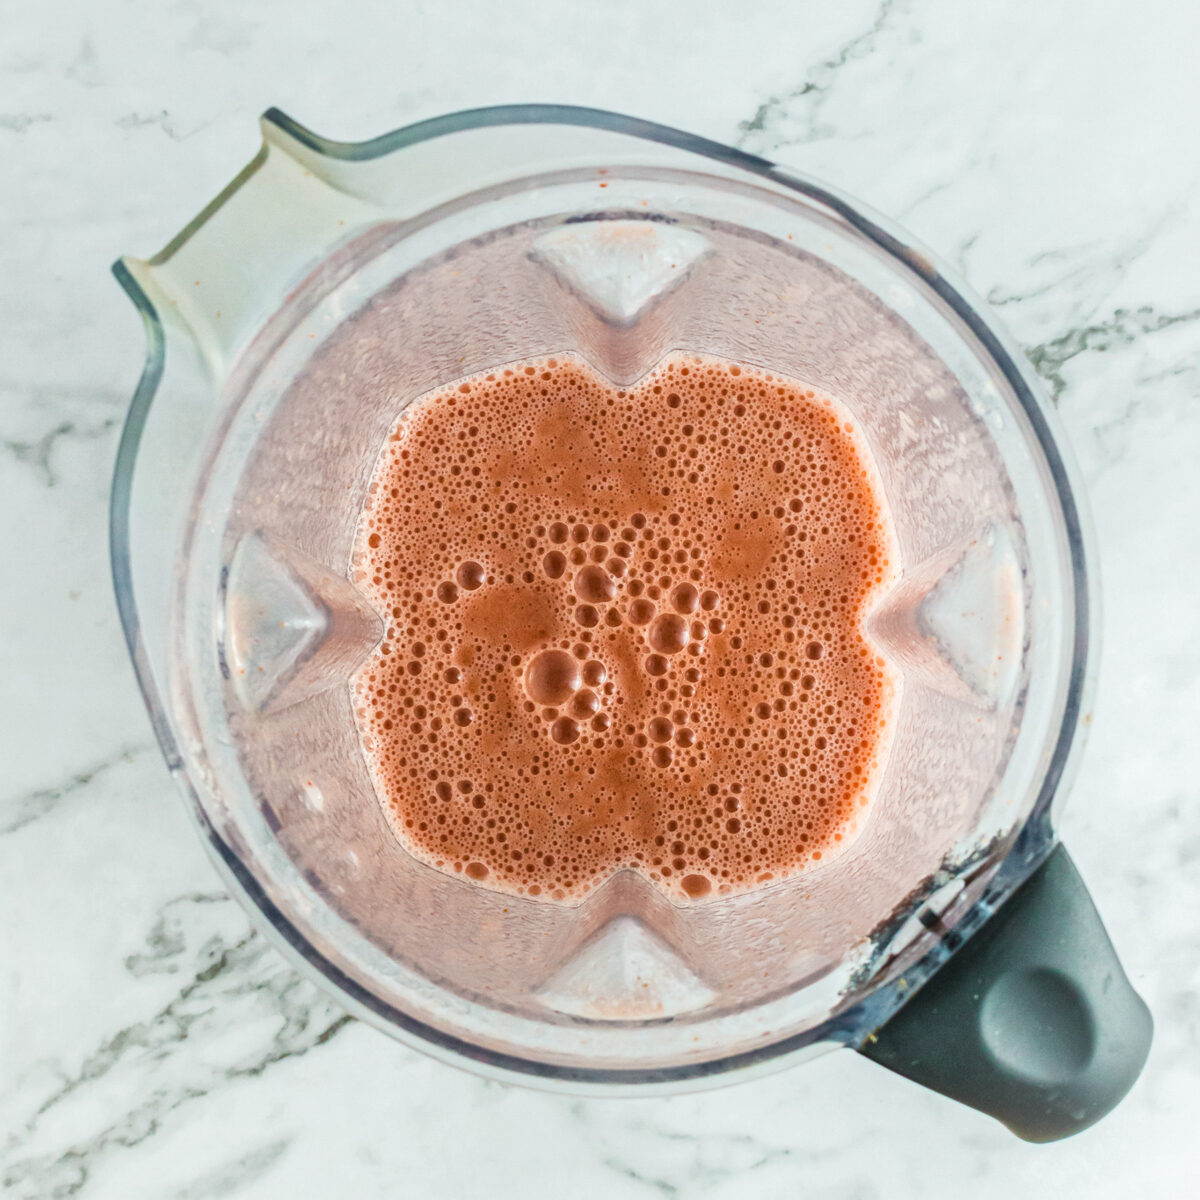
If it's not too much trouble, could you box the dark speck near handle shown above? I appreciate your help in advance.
[859,845,1152,1142]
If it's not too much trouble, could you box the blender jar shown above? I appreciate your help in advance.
[112,106,1150,1140]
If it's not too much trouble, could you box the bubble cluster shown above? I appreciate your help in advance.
[352,354,898,903]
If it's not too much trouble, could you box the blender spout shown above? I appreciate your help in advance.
[116,113,381,381]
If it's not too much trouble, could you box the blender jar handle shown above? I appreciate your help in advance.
[859,845,1152,1141]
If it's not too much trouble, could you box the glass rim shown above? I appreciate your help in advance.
[110,103,1095,1090]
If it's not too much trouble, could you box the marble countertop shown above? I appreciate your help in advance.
[3,0,1198,1195]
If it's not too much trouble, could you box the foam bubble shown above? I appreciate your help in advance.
[628,598,655,625]
[648,613,690,655]
[456,561,485,591]
[525,649,581,706]
[574,564,616,603]
[671,582,700,613]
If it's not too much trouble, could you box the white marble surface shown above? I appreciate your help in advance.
[3,0,1198,1195]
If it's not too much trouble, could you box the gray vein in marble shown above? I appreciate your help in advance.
[1023,304,1200,403]
[0,53,45,76]
[594,1132,873,1200]
[113,109,218,142]
[986,252,1098,310]
[893,175,956,222]
[1089,358,1200,476]
[1,414,120,487]
[65,36,103,88]
[171,1139,291,1200]
[0,113,52,133]
[737,0,897,151]
[948,232,980,280]
[123,892,230,978]
[115,110,180,138]
[572,1101,864,1198]
[0,744,154,836]
[599,1155,679,1200]
[988,207,1183,314]
[2,894,351,1199]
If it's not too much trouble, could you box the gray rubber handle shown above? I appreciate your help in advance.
[859,845,1152,1141]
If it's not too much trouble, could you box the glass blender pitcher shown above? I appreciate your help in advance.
[112,106,1151,1141]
